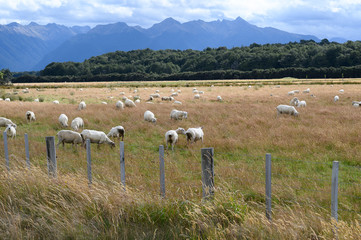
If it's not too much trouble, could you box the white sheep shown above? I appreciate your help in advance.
[170,109,188,120]
[290,97,299,106]
[198,91,204,94]
[165,128,186,151]
[81,129,115,148]
[185,127,204,144]
[53,100,59,104]
[34,98,39,102]
[101,101,107,105]
[0,117,16,128]
[150,93,160,98]
[288,91,295,96]
[339,89,344,93]
[161,96,174,101]
[171,92,178,97]
[144,110,157,123]
[276,105,299,117]
[58,114,68,127]
[334,95,339,102]
[71,117,84,131]
[56,130,83,148]
[5,98,10,102]
[294,90,300,93]
[5,124,16,139]
[173,100,182,105]
[119,91,125,95]
[78,101,86,110]
[193,89,199,94]
[352,101,361,107]
[135,99,141,103]
[125,98,136,107]
[217,96,222,102]
[26,111,36,122]
[303,88,310,93]
[177,89,181,93]
[297,100,307,107]
[155,90,160,93]
[107,126,125,141]
[116,100,124,109]
[194,94,200,99]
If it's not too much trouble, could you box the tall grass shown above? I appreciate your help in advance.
[0,84,360,238]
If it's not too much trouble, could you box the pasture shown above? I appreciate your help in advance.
[0,82,360,239]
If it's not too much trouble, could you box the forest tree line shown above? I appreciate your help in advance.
[12,39,361,83]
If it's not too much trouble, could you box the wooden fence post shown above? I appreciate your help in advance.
[45,136,57,178]
[119,141,126,190]
[24,133,30,169]
[159,145,165,198]
[265,153,272,221]
[86,139,92,185]
[201,147,214,199]
[3,131,9,171]
[331,161,339,221]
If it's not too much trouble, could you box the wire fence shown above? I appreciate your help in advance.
[1,132,361,222]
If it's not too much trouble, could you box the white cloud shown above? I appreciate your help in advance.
[0,0,360,39]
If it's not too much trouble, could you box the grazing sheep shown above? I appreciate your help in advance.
[146,96,154,102]
[161,96,174,101]
[171,92,178,97]
[135,99,141,103]
[352,101,361,107]
[5,98,10,102]
[177,89,181,93]
[5,124,16,139]
[275,85,281,88]
[59,114,69,127]
[56,130,83,148]
[198,91,204,94]
[107,126,125,141]
[288,91,295,96]
[185,127,204,144]
[144,110,157,123]
[170,109,188,120]
[290,97,299,106]
[0,117,16,128]
[150,93,160,98]
[122,96,128,101]
[303,88,310,93]
[116,100,124,109]
[26,111,36,122]
[173,100,182,105]
[101,101,107,105]
[22,88,29,93]
[81,129,115,148]
[34,98,39,102]
[165,128,186,151]
[294,90,300,93]
[334,95,339,102]
[193,89,199,94]
[133,96,141,101]
[155,90,160,93]
[339,89,344,93]
[119,92,125,95]
[71,117,84,131]
[78,101,86,110]
[53,100,59,104]
[297,100,307,107]
[125,98,136,107]
[276,105,299,117]
[217,96,222,102]
[194,94,200,99]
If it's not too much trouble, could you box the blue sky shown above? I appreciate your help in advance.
[1,0,361,40]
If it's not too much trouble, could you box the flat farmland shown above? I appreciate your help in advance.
[0,82,360,239]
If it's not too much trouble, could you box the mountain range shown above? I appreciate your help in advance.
[0,17,326,72]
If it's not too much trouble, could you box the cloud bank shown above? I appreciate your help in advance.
[0,0,361,40]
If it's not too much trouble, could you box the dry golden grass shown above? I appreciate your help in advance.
[0,83,360,238]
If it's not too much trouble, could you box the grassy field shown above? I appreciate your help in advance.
[0,82,360,239]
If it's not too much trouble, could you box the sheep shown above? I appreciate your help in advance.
[276,105,299,117]
[177,89,181,93]
[5,124,16,139]
[144,110,157,123]
[290,97,299,106]
[146,96,154,102]
[101,101,107,105]
[53,100,59,104]
[155,90,160,93]
[217,96,222,102]
[59,114,69,127]
[78,101,86,110]
[135,99,140,103]
[71,117,84,131]
[107,126,125,141]
[116,100,124,109]
[297,100,307,107]
[171,92,178,97]
[81,129,115,148]
[193,89,199,94]
[119,91,125,95]
[334,95,339,102]
[150,93,160,98]
[170,109,188,120]
[165,128,186,151]
[173,100,182,105]
[125,98,136,107]
[353,102,360,107]
[275,85,281,88]
[133,96,141,101]
[185,127,204,144]
[293,90,300,93]
[5,98,10,102]
[122,96,128,101]
[0,117,16,128]
[339,89,344,93]
[288,91,295,96]
[161,96,174,101]
[26,111,36,122]
[34,98,39,102]
[198,91,204,94]
[303,88,310,93]
[56,130,83,148]
[194,94,200,99]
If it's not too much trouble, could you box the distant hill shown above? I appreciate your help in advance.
[0,22,90,71]
[1,17,321,71]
